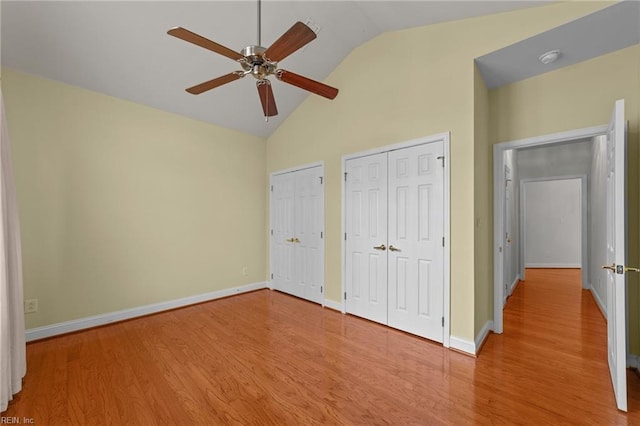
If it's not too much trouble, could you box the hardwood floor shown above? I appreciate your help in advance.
[4,269,640,424]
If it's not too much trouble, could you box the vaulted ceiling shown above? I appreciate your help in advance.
[3,1,637,138]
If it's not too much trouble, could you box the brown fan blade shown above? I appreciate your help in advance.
[264,22,316,63]
[257,80,278,117]
[168,27,244,61]
[186,72,243,95]
[276,70,338,100]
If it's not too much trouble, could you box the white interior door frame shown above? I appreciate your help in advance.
[519,175,588,289]
[493,125,607,334]
[341,132,451,348]
[269,161,325,304]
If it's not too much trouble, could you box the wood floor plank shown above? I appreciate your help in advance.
[4,269,640,424]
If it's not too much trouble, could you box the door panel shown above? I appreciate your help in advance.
[605,99,627,412]
[294,167,324,304]
[271,173,295,295]
[388,143,444,342]
[345,153,388,323]
[270,166,324,304]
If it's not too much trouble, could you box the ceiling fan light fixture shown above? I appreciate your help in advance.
[539,50,560,65]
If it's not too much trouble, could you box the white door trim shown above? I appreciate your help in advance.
[341,132,451,348]
[269,161,325,304]
[519,175,588,288]
[493,125,607,333]
[271,161,324,177]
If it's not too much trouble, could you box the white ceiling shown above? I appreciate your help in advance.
[4,1,632,138]
[476,1,640,89]
[1,0,551,137]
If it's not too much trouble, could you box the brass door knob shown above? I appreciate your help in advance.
[373,244,386,251]
[625,266,640,273]
[602,263,616,272]
[388,245,401,252]
[293,238,300,243]
[286,238,295,243]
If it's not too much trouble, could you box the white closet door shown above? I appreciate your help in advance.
[345,153,388,324]
[293,166,324,304]
[387,142,444,342]
[271,172,295,295]
[270,166,324,304]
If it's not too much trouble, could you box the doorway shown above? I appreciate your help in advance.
[493,126,607,333]
[493,98,629,411]
[520,176,588,288]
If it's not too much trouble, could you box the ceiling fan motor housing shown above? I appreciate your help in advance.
[241,45,276,79]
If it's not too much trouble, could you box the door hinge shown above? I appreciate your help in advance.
[270,229,273,236]
[442,237,445,247]
[271,273,273,279]
[320,176,323,184]
[270,185,273,192]
[345,233,347,240]
[321,286,323,293]
[442,317,444,327]
[321,231,323,239]
[344,172,348,181]
[437,156,445,167]
[344,291,347,300]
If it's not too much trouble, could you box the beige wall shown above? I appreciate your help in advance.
[474,64,492,336]
[489,44,640,352]
[3,1,624,346]
[3,69,267,329]
[266,2,610,342]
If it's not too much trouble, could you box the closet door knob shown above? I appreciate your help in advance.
[389,245,401,252]
[373,244,386,251]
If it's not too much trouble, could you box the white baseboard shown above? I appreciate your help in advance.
[590,285,607,319]
[25,281,268,342]
[525,263,581,268]
[475,320,494,353]
[450,320,494,357]
[323,298,343,312]
[508,274,520,296]
[449,335,476,356]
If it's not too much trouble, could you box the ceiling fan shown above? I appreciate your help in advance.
[167,0,339,119]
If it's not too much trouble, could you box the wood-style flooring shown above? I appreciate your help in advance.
[4,268,640,424]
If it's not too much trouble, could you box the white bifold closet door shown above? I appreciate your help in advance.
[346,142,444,342]
[271,166,324,304]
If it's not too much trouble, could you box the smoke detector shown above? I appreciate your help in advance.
[539,50,560,65]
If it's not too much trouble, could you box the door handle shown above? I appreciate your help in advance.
[373,244,386,251]
[625,266,640,273]
[293,238,300,243]
[602,263,616,272]
[286,238,295,243]
[388,245,401,252]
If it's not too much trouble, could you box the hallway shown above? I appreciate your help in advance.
[481,268,640,423]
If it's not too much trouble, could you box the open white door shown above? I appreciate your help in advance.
[603,99,627,412]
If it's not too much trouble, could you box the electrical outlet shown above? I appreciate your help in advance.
[242,266,249,276]
[24,298,38,314]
